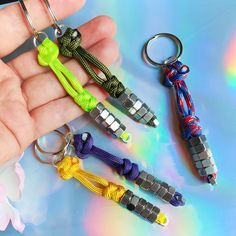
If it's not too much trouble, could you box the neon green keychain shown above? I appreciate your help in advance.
[19,0,130,143]
[41,0,159,128]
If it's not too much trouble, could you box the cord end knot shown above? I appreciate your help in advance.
[56,156,80,180]
[182,115,202,139]
[37,38,59,66]
[102,182,126,203]
[74,133,94,158]
[102,76,126,98]
[73,90,98,112]
[163,61,190,87]
[170,192,186,206]
[117,158,139,181]
[58,28,82,57]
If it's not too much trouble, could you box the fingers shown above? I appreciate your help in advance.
[9,16,116,80]
[0,0,85,57]
[31,84,107,138]
[0,100,35,154]
[22,38,119,111]
[0,121,21,164]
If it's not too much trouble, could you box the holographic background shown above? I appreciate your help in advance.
[2,0,236,235]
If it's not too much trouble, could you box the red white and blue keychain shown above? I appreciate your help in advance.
[144,33,217,185]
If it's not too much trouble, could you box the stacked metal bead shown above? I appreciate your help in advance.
[135,171,175,203]
[120,190,160,223]
[117,88,159,127]
[187,134,217,184]
[89,102,126,139]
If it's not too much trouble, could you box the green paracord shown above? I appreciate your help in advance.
[37,38,130,142]
[57,28,159,128]
[37,38,97,112]
[57,28,125,98]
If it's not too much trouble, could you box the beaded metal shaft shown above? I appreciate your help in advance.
[73,132,185,206]
[57,28,158,127]
[89,102,129,142]
[120,190,167,224]
[163,61,217,184]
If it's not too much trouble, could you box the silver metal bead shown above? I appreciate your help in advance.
[162,192,173,203]
[147,206,160,223]
[134,198,147,214]
[205,166,217,175]
[150,181,161,194]
[201,158,215,168]
[168,186,176,195]
[140,174,155,191]
[135,104,149,120]
[128,99,143,115]
[95,108,109,123]
[156,186,168,198]
[117,88,132,104]
[120,190,133,206]
[102,114,115,128]
[140,202,153,219]
[189,142,209,155]
[117,88,158,127]
[113,123,126,139]
[192,149,212,161]
[161,182,169,189]
[120,191,162,224]
[107,119,120,133]
[89,103,128,140]
[127,195,140,211]
[123,93,137,109]
[89,102,104,118]
[140,110,155,124]
[195,161,203,169]
[135,171,148,186]
[133,100,143,110]
[188,135,207,147]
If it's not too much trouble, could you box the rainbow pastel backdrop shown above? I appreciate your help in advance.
[3,0,236,235]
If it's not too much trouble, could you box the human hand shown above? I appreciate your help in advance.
[0,0,118,165]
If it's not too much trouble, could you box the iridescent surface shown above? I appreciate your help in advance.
[3,0,236,235]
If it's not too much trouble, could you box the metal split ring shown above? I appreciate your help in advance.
[144,33,183,67]
[34,124,73,165]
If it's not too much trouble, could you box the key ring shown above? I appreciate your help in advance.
[34,124,73,165]
[42,0,68,37]
[144,33,183,67]
[19,0,48,46]
[43,0,62,35]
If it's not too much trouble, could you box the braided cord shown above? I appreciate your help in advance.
[73,133,139,181]
[57,156,167,225]
[58,28,126,98]
[76,46,113,83]
[57,156,126,202]
[163,60,202,139]
[37,38,97,112]
[73,132,185,207]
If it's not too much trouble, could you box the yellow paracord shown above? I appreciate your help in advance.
[56,156,167,226]
[57,156,126,202]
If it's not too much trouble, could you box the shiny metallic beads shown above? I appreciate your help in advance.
[89,103,127,140]
[187,135,217,184]
[117,88,159,127]
[120,190,160,223]
[135,171,176,203]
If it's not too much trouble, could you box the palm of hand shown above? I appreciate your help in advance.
[0,0,117,164]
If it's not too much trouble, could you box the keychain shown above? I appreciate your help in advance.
[144,33,217,185]
[40,0,159,128]
[34,127,168,226]
[19,0,131,143]
[72,131,185,206]
[37,124,185,206]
